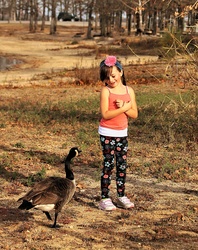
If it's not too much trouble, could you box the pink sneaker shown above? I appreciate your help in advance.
[99,198,116,211]
[117,196,134,209]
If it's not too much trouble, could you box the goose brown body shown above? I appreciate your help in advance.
[18,147,81,228]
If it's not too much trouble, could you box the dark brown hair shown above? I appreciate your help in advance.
[100,65,126,86]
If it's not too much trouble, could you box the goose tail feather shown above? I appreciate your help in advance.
[18,200,34,210]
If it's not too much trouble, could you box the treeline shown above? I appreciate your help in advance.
[0,0,197,36]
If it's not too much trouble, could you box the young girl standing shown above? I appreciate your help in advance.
[98,56,138,211]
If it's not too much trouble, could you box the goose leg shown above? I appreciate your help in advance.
[43,211,52,220]
[51,212,58,228]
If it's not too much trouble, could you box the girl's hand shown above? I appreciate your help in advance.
[115,99,124,108]
[122,101,132,111]
[115,99,132,112]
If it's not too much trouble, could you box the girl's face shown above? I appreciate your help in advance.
[105,66,122,88]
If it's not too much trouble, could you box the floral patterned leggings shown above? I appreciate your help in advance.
[100,135,128,199]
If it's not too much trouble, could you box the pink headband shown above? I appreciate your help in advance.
[100,56,122,70]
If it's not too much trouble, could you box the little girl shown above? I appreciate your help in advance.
[98,56,138,211]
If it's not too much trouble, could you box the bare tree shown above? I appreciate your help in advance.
[24,0,30,20]
[96,0,121,36]
[1,0,197,37]
[29,0,38,32]
[8,0,16,22]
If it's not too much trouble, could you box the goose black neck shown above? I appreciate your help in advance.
[65,159,74,180]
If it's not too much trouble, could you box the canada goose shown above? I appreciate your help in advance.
[17,147,81,228]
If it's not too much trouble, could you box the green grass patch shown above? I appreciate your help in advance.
[133,90,197,144]
[24,167,46,187]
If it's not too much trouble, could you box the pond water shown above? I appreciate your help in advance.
[0,56,22,70]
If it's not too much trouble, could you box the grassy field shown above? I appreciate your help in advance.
[1,81,197,183]
[0,81,197,249]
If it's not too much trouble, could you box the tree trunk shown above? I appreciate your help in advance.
[24,0,29,20]
[158,9,164,31]
[50,0,57,35]
[33,0,38,32]
[41,0,46,31]
[115,11,122,33]
[29,0,37,33]
[100,14,106,36]
[177,4,184,32]
[136,11,140,30]
[152,7,157,35]
[29,0,34,32]
[8,0,15,22]
[127,12,132,35]
[86,0,94,39]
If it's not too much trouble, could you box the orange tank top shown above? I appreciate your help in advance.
[99,86,131,130]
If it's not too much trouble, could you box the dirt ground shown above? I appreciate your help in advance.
[0,23,198,250]
[0,23,159,87]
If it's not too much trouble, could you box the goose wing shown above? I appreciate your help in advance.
[18,177,58,202]
[46,178,76,205]
[31,191,62,206]
[18,177,75,205]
